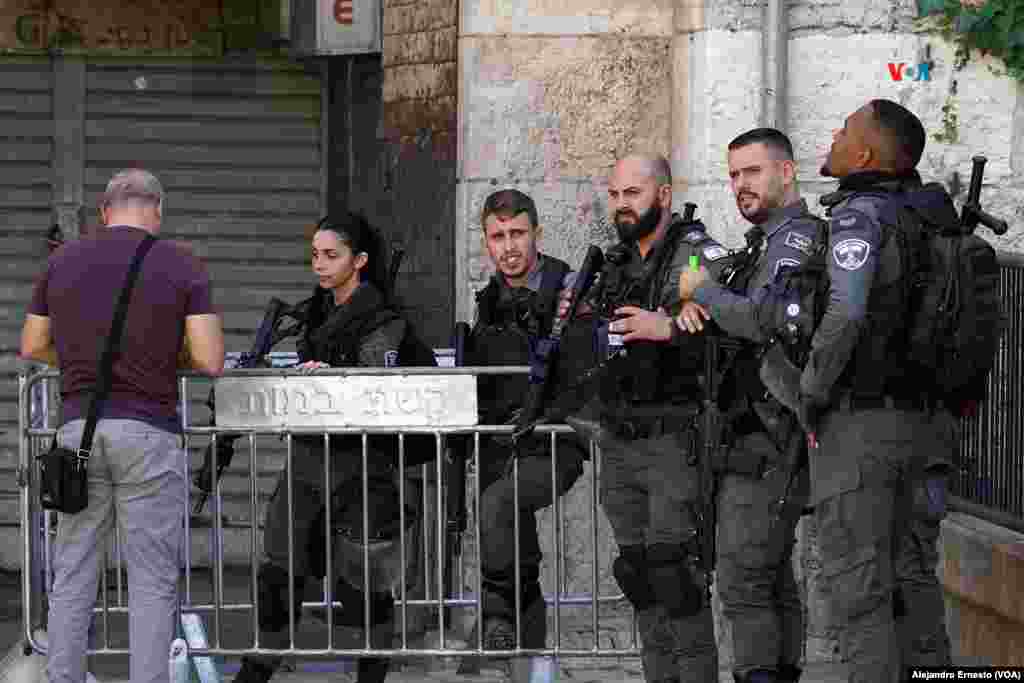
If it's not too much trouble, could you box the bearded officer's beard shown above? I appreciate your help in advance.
[615,202,662,244]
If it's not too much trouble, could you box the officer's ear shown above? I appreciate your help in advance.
[780,158,797,187]
[855,144,874,170]
[657,183,672,208]
[354,251,369,271]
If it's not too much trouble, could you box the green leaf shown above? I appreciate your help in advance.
[918,0,948,16]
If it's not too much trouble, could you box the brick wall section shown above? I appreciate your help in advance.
[371,0,458,347]
[381,0,457,144]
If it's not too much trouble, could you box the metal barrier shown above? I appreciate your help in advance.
[952,250,1024,528]
[18,365,638,668]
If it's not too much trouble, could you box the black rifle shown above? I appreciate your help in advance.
[697,326,721,595]
[388,246,406,295]
[191,297,307,516]
[508,245,605,445]
[960,156,1008,236]
[443,321,471,621]
[521,203,703,440]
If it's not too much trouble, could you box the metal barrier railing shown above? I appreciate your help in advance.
[18,365,637,668]
[952,250,1024,530]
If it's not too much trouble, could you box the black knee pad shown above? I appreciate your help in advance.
[893,586,907,619]
[612,545,657,610]
[646,543,704,618]
[257,564,306,632]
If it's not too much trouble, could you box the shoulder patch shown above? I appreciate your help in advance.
[832,238,871,271]
[684,229,706,244]
[774,257,802,277]
[831,208,876,235]
[783,231,813,255]
[703,245,728,261]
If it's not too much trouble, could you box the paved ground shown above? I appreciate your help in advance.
[1,566,856,682]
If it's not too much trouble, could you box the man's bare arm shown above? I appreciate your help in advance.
[184,314,226,376]
[20,314,58,366]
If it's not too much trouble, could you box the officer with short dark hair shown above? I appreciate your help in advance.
[567,154,729,683]
[678,128,821,683]
[463,188,589,653]
[779,100,954,682]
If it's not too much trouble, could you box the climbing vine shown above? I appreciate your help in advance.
[918,0,1024,85]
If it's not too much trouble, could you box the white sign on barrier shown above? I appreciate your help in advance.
[214,375,478,429]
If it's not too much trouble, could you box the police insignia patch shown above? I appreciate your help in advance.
[784,231,813,255]
[774,257,801,277]
[832,238,870,271]
[703,245,728,261]
[684,230,705,243]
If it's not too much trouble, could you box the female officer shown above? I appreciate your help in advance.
[234,212,422,683]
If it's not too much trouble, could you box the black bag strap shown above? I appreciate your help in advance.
[535,256,571,336]
[74,235,157,460]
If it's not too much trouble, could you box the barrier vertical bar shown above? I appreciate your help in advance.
[324,432,334,649]
[250,433,260,648]
[398,433,408,650]
[435,432,446,645]
[362,432,371,650]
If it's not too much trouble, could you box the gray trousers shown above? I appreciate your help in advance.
[477,438,585,626]
[600,433,718,683]
[716,432,806,678]
[811,405,955,683]
[48,418,187,683]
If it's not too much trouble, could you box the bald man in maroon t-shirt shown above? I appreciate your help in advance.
[20,169,225,683]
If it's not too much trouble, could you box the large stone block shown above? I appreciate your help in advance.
[383,62,457,103]
[789,0,919,36]
[462,0,673,36]
[459,36,672,182]
[382,96,458,140]
[672,30,762,187]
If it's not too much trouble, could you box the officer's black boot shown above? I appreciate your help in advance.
[337,584,394,683]
[776,662,802,682]
[356,657,390,683]
[234,658,277,683]
[233,564,307,683]
[479,566,545,650]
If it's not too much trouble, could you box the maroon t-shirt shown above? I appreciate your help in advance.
[28,225,215,433]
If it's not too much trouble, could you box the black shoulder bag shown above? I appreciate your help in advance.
[38,235,157,514]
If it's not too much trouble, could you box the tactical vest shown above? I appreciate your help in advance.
[820,184,917,399]
[718,209,829,440]
[468,257,571,423]
[597,217,712,410]
[296,283,436,467]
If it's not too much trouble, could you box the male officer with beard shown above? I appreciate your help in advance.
[678,128,823,683]
[565,154,730,683]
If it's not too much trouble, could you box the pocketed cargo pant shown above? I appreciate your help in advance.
[715,431,807,682]
[477,436,585,645]
[243,436,421,674]
[599,431,718,683]
[48,418,188,683]
[810,402,955,683]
